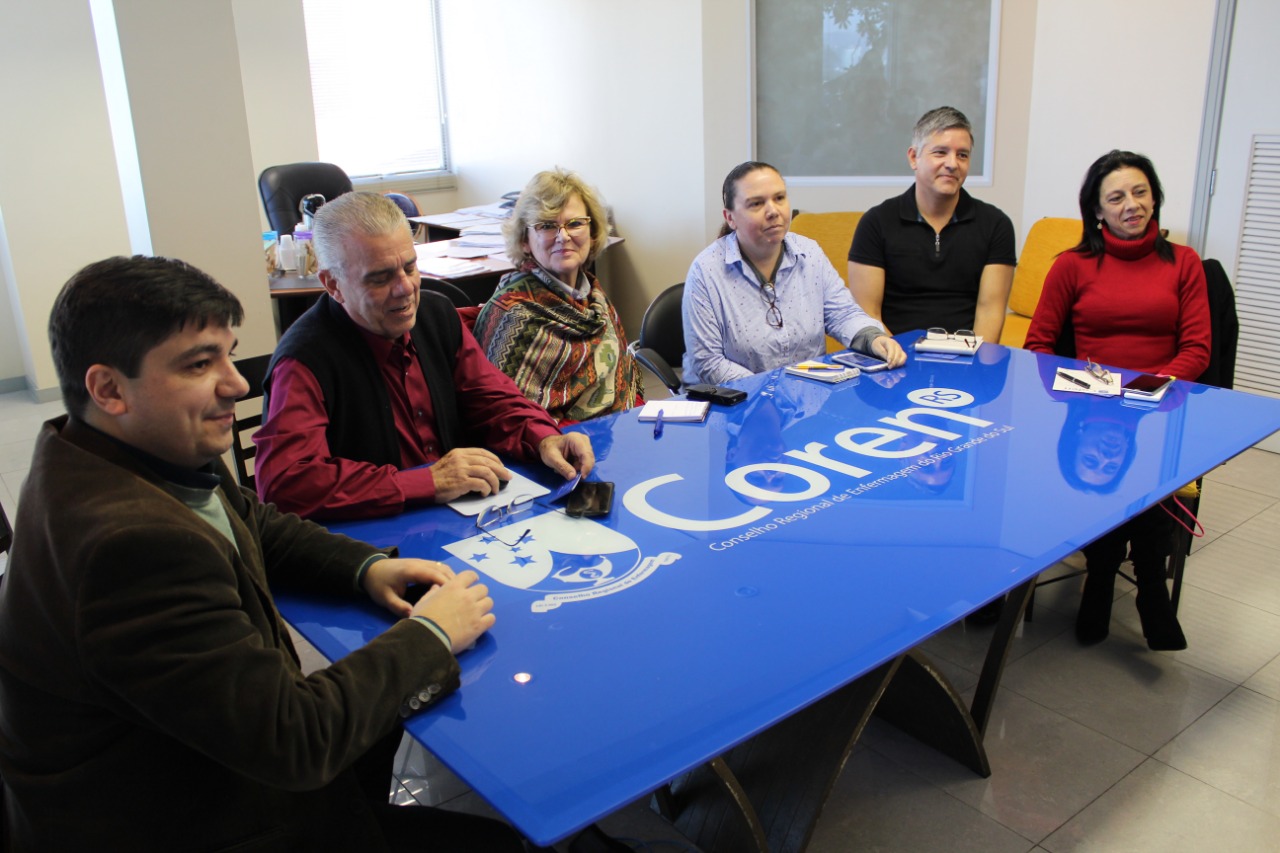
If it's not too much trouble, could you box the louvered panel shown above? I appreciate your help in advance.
[1233,135,1280,398]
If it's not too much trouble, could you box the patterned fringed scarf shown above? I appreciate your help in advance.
[474,269,643,423]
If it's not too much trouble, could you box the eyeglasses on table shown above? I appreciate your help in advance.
[925,327,978,349]
[1084,356,1112,383]
[476,493,536,547]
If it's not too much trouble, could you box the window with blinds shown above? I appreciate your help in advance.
[301,0,451,186]
[1233,135,1280,397]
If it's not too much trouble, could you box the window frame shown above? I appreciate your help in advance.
[303,0,455,193]
[751,0,1001,188]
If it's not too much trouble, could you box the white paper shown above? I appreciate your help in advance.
[447,469,550,517]
[636,400,709,422]
[1052,367,1121,396]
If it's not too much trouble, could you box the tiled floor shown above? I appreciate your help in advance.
[4,387,1280,851]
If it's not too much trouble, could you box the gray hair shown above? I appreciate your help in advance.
[911,106,973,152]
[312,191,412,275]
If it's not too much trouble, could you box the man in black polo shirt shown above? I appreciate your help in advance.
[848,106,1016,343]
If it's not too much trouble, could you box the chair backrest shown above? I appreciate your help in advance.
[421,276,474,309]
[0,502,12,556]
[789,211,864,286]
[789,212,864,351]
[230,354,272,491]
[258,162,354,236]
[637,283,686,369]
[385,191,426,241]
[628,283,686,395]
[1001,217,1083,347]
[1199,258,1239,389]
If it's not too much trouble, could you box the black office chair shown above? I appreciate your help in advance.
[420,276,474,309]
[230,354,273,492]
[0,502,12,556]
[385,192,428,241]
[258,162,353,236]
[628,283,685,395]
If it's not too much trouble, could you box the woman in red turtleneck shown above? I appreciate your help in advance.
[1026,149,1211,652]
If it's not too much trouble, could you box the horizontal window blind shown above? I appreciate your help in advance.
[302,0,449,180]
[1234,134,1280,398]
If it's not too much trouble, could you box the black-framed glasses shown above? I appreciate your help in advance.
[925,327,977,350]
[529,217,591,237]
[761,282,784,329]
[475,494,535,547]
[1084,356,1112,383]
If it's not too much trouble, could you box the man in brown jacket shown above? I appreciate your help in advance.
[0,256,524,851]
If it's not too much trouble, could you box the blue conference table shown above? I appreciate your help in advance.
[276,334,1280,851]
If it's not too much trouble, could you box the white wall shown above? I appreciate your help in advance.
[112,0,275,357]
[0,0,132,397]
[438,1,708,328]
[1020,0,1218,244]
[232,0,320,235]
[0,0,1248,389]
[1202,0,1280,270]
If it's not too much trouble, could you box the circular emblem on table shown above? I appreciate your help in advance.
[444,511,681,611]
[907,387,974,408]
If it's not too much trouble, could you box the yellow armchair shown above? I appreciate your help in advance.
[790,211,864,351]
[1001,217,1083,348]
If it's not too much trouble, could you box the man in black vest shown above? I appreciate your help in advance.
[255,192,593,520]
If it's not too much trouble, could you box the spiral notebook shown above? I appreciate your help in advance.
[636,400,710,423]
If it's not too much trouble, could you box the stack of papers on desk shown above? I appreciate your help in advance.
[452,233,505,250]
[443,244,499,260]
[418,256,487,277]
[636,400,710,423]
[785,361,859,383]
[456,201,512,219]
[460,223,504,236]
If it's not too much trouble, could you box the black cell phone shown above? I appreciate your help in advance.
[1122,373,1173,395]
[565,481,615,518]
[685,384,748,405]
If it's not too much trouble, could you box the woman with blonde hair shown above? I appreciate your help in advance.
[474,168,642,423]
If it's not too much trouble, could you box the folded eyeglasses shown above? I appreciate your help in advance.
[925,327,978,350]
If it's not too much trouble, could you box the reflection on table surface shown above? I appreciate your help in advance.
[276,332,1280,846]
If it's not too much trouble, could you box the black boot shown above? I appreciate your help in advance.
[1076,560,1117,645]
[1133,557,1187,651]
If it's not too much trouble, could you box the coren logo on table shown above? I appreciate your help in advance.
[623,387,998,533]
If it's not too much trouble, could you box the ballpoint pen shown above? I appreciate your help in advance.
[1056,369,1091,389]
[790,361,845,371]
[653,408,664,439]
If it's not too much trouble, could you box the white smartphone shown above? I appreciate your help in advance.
[832,351,889,372]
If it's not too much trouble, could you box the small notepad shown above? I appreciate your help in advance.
[914,334,984,355]
[636,400,710,423]
[785,361,859,383]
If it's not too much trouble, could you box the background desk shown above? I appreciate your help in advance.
[267,272,322,338]
[276,338,1280,849]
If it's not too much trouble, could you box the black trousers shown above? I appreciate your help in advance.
[1082,501,1175,572]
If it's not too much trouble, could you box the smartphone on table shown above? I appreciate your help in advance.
[685,384,748,405]
[1121,373,1174,399]
[832,351,889,372]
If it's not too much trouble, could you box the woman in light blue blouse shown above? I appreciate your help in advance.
[682,161,906,386]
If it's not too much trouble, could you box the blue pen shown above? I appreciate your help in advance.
[653,408,664,439]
